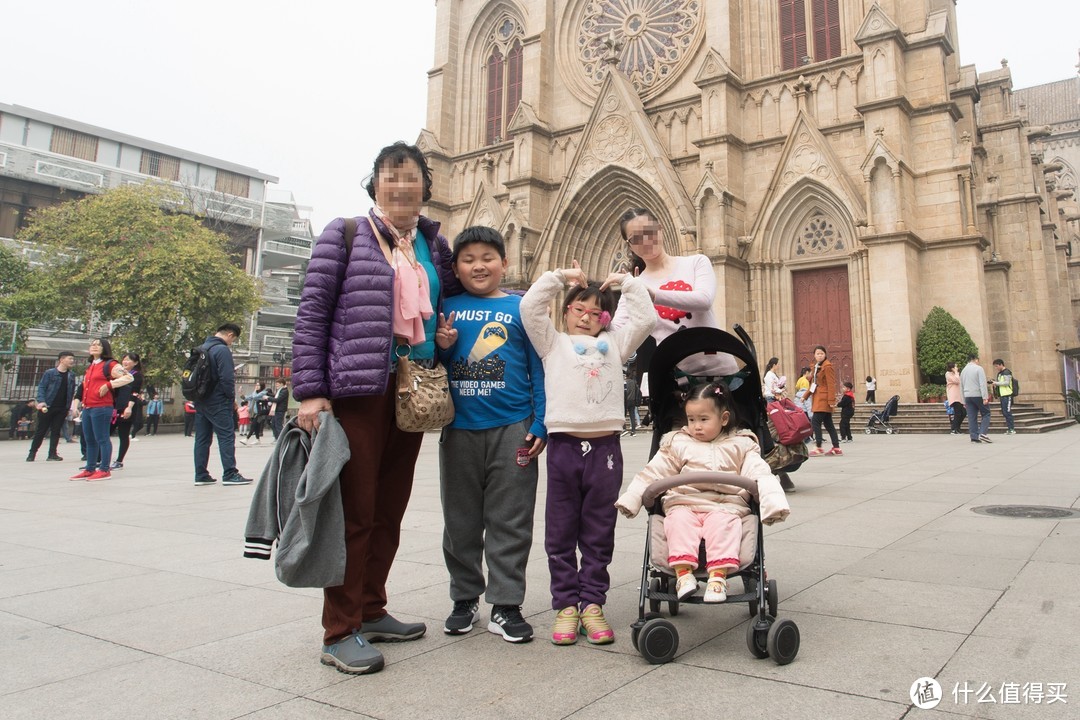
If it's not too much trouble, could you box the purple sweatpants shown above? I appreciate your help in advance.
[544,433,623,610]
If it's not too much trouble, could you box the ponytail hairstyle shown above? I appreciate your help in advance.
[765,357,779,373]
[683,380,735,429]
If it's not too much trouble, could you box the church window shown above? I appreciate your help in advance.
[779,0,841,71]
[484,18,524,146]
[795,211,845,255]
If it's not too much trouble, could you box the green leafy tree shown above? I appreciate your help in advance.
[916,306,978,384]
[13,184,262,387]
[0,244,62,354]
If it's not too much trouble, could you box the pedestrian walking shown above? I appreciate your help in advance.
[26,351,77,462]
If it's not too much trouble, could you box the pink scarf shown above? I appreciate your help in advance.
[372,207,433,346]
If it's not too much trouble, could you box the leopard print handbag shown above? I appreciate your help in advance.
[395,355,454,433]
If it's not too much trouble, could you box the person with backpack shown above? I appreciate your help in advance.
[990,359,1017,435]
[191,323,252,486]
[70,338,133,481]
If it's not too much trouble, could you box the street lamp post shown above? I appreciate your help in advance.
[272,350,292,379]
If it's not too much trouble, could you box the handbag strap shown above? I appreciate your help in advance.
[343,218,357,258]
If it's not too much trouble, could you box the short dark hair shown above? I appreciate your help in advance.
[814,345,828,356]
[276,378,287,386]
[365,142,433,203]
[843,381,854,389]
[58,351,74,360]
[563,282,616,319]
[968,352,980,362]
[801,366,811,375]
[452,226,506,263]
[217,323,242,337]
[993,358,1005,366]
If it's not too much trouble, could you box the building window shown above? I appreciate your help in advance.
[779,0,841,71]
[483,19,524,146]
[215,169,250,198]
[139,150,180,181]
[50,128,99,162]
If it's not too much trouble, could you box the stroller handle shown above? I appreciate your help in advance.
[641,471,760,508]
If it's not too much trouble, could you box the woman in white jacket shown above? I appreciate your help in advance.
[616,382,789,603]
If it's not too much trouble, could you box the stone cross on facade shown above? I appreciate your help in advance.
[601,30,624,65]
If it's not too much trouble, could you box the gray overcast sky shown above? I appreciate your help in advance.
[2,1,1077,232]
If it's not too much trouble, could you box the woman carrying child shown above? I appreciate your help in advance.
[614,382,789,602]
[520,262,655,645]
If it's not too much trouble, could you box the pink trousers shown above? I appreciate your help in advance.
[664,506,741,571]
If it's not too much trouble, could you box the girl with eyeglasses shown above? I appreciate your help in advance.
[520,260,656,647]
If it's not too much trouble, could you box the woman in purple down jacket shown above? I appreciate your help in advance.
[291,142,460,675]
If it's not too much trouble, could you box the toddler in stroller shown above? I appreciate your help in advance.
[865,394,901,434]
[615,327,801,665]
[616,382,789,602]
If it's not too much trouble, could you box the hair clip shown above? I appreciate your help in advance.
[713,386,725,396]
[598,311,611,328]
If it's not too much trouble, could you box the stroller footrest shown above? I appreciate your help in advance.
[646,590,757,604]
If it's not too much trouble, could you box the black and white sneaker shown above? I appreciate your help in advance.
[488,605,533,643]
[979,434,993,444]
[443,599,480,635]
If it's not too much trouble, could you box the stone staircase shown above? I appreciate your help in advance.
[850,401,1076,435]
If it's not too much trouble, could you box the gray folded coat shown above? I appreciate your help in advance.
[243,411,350,588]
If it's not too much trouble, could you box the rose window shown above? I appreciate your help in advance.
[795,213,846,255]
[576,0,703,99]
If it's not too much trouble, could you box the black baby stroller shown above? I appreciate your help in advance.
[865,394,901,434]
[629,326,800,666]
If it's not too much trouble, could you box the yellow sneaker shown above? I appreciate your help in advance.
[579,604,614,644]
[551,606,579,645]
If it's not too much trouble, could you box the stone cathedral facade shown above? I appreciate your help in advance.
[419,0,1080,411]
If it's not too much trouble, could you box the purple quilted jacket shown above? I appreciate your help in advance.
[291,213,459,401]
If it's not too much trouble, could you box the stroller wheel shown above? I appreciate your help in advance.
[639,618,679,664]
[767,579,779,618]
[864,427,872,435]
[630,612,662,651]
[668,599,680,617]
[767,618,800,665]
[746,616,773,659]
[885,427,894,435]
[648,579,662,614]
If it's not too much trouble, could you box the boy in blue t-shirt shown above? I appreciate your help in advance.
[434,226,546,643]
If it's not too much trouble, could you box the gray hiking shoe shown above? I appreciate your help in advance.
[320,631,384,675]
[360,613,427,642]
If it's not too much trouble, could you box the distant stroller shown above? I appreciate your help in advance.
[865,394,901,434]
[628,326,800,666]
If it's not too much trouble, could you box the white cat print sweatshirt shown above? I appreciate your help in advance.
[520,270,655,434]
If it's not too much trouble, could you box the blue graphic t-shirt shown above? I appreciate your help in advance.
[439,293,546,438]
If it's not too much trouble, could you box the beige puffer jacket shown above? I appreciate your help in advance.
[615,428,790,525]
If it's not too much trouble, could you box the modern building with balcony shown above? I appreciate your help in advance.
[0,103,311,409]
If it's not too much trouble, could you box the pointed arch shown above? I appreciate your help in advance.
[549,166,682,280]
[759,178,858,263]
[459,1,529,151]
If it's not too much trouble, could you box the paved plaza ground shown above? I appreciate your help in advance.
[2,425,1080,719]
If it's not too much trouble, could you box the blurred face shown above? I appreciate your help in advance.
[624,215,665,263]
[58,355,75,371]
[454,242,507,297]
[565,296,604,337]
[375,157,424,226]
[88,339,102,358]
[121,355,135,371]
[814,348,826,364]
[684,398,729,443]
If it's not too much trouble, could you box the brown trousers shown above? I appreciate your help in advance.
[322,384,423,644]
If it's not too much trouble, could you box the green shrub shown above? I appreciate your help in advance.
[916,307,978,384]
[917,383,947,401]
